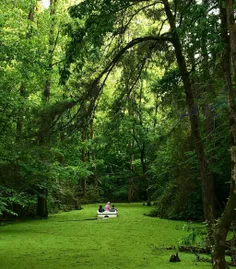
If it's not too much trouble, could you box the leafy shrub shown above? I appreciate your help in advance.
[149,178,203,221]
[0,186,37,218]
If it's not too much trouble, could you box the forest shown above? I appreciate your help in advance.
[1,0,236,268]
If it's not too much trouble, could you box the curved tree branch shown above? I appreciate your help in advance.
[48,34,173,135]
[94,35,172,84]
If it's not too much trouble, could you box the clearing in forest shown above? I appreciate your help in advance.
[0,203,211,269]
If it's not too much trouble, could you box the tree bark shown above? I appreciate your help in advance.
[127,93,135,202]
[211,1,236,268]
[201,0,216,217]
[128,131,135,202]
[81,127,87,197]
[43,0,58,103]
[162,0,215,226]
[138,85,149,201]
[16,85,25,142]
[37,189,48,218]
[36,0,58,216]
[89,120,98,186]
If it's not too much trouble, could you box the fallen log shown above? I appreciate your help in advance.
[179,245,236,267]
[178,245,210,254]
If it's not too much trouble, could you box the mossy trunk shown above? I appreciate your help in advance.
[212,182,236,268]
[212,225,229,269]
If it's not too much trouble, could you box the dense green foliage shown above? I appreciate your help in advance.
[0,0,232,225]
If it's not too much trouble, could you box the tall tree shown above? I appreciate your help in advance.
[211,1,236,268]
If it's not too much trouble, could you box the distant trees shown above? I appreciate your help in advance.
[0,1,92,217]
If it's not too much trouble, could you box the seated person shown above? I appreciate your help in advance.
[104,202,111,211]
[110,205,117,212]
[98,205,104,212]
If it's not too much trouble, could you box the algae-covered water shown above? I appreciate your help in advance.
[0,203,211,269]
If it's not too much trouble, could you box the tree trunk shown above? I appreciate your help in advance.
[138,85,149,202]
[90,120,95,161]
[211,1,236,268]
[90,120,98,186]
[36,0,58,216]
[16,85,25,142]
[153,96,159,128]
[163,0,215,226]
[201,0,217,219]
[37,189,48,218]
[43,0,58,103]
[81,127,87,197]
[128,138,134,202]
[212,227,230,269]
[212,180,236,268]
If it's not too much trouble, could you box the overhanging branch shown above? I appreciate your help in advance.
[49,34,173,134]
[95,35,173,84]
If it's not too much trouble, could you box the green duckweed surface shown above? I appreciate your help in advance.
[0,203,211,269]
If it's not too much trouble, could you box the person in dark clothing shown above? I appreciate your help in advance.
[110,205,117,212]
[98,205,105,212]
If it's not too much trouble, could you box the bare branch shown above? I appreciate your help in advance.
[157,18,168,36]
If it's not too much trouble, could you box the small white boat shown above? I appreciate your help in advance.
[97,210,118,219]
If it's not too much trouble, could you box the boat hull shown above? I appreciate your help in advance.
[97,211,118,219]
